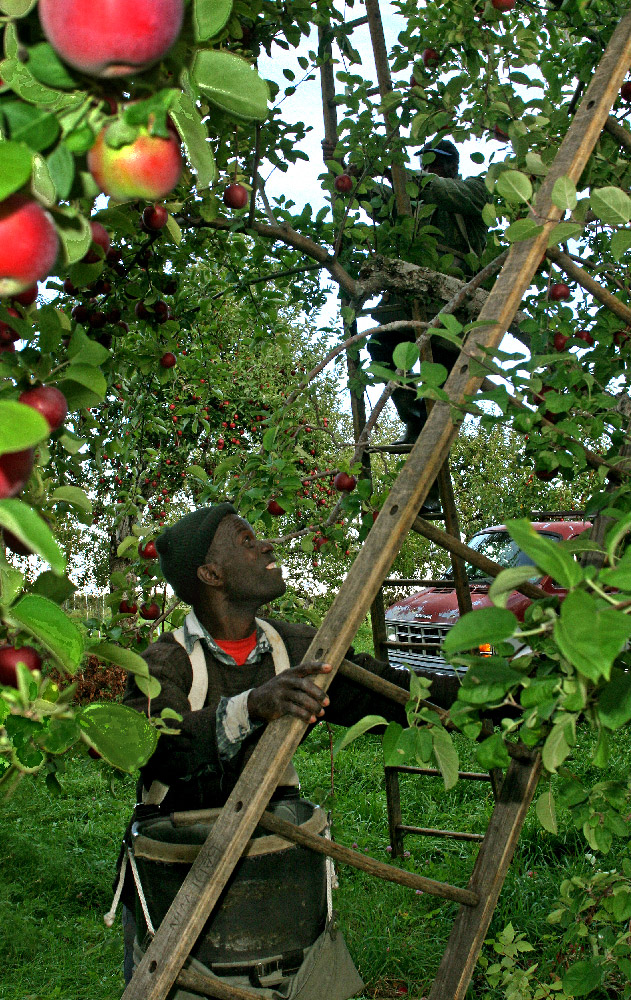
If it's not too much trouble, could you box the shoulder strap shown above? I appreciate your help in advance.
[172,615,208,711]
[255,618,291,674]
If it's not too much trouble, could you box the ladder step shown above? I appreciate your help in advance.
[257,811,479,907]
[386,766,492,782]
[397,825,485,843]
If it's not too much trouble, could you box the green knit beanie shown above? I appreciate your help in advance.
[155,503,237,605]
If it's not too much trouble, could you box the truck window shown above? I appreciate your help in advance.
[464,530,562,581]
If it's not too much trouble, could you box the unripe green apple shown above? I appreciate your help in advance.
[0,195,59,297]
[38,0,184,78]
[87,123,182,201]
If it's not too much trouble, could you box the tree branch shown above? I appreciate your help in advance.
[547,246,631,325]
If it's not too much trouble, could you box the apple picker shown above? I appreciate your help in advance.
[106,503,460,997]
[365,139,489,511]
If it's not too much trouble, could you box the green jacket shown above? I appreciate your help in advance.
[414,173,490,259]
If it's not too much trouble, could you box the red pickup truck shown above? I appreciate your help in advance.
[384,516,592,677]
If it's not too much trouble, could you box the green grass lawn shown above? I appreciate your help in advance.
[1,726,628,1000]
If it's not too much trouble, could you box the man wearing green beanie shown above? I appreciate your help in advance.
[117,504,458,996]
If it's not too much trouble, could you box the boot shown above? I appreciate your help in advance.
[418,480,442,517]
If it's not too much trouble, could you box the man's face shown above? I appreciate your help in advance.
[203,515,286,605]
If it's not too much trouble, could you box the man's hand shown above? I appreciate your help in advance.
[247,662,332,725]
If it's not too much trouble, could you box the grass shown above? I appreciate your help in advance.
[1,725,629,1000]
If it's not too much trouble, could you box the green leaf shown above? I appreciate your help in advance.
[495,170,532,204]
[505,519,583,588]
[431,726,459,790]
[535,788,558,833]
[562,960,603,997]
[136,675,163,699]
[53,208,92,265]
[8,594,83,673]
[554,590,631,682]
[87,642,150,680]
[165,214,182,245]
[476,732,510,769]
[332,714,388,755]
[50,486,92,513]
[46,143,75,200]
[546,222,583,247]
[30,570,76,605]
[489,566,540,608]
[442,607,517,655]
[0,402,49,456]
[504,218,544,243]
[191,50,270,122]
[458,658,520,704]
[392,341,419,370]
[551,176,577,210]
[419,361,447,386]
[610,230,631,261]
[542,722,571,773]
[41,717,80,754]
[116,535,139,558]
[0,500,65,574]
[0,141,33,200]
[168,91,217,188]
[597,669,631,730]
[590,186,631,226]
[0,0,37,13]
[193,0,233,41]
[2,100,60,152]
[26,43,77,90]
[62,364,107,398]
[77,703,158,772]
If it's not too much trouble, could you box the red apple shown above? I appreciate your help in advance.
[621,81,631,101]
[421,48,439,68]
[0,644,42,686]
[223,184,249,209]
[549,283,571,301]
[88,122,182,201]
[160,352,177,368]
[143,204,169,230]
[614,328,630,347]
[575,329,594,346]
[0,195,59,298]
[12,286,38,307]
[267,499,285,516]
[0,448,35,499]
[140,601,161,620]
[84,220,111,263]
[553,332,568,351]
[313,535,328,552]
[492,124,510,141]
[535,468,556,481]
[334,174,353,194]
[119,599,138,614]
[492,0,516,9]
[334,472,357,492]
[139,540,158,559]
[0,307,20,344]
[18,385,68,432]
[38,0,184,78]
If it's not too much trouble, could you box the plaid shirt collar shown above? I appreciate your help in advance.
[182,610,271,667]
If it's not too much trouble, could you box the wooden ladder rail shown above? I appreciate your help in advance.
[121,13,631,1000]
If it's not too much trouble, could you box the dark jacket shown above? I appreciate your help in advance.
[122,618,412,814]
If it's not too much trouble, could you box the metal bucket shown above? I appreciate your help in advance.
[131,798,328,971]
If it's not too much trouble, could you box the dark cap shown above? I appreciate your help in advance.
[419,139,459,168]
[155,503,237,605]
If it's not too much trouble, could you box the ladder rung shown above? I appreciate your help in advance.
[257,811,479,907]
[398,825,484,843]
[386,766,492,782]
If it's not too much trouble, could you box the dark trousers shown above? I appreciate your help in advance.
[367,327,457,432]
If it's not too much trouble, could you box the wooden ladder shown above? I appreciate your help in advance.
[120,11,631,1000]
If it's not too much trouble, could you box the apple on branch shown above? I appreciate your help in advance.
[18,385,68,433]
[223,184,249,209]
[0,644,42,687]
[38,0,185,78]
[0,195,59,298]
[0,449,35,499]
[88,122,183,201]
